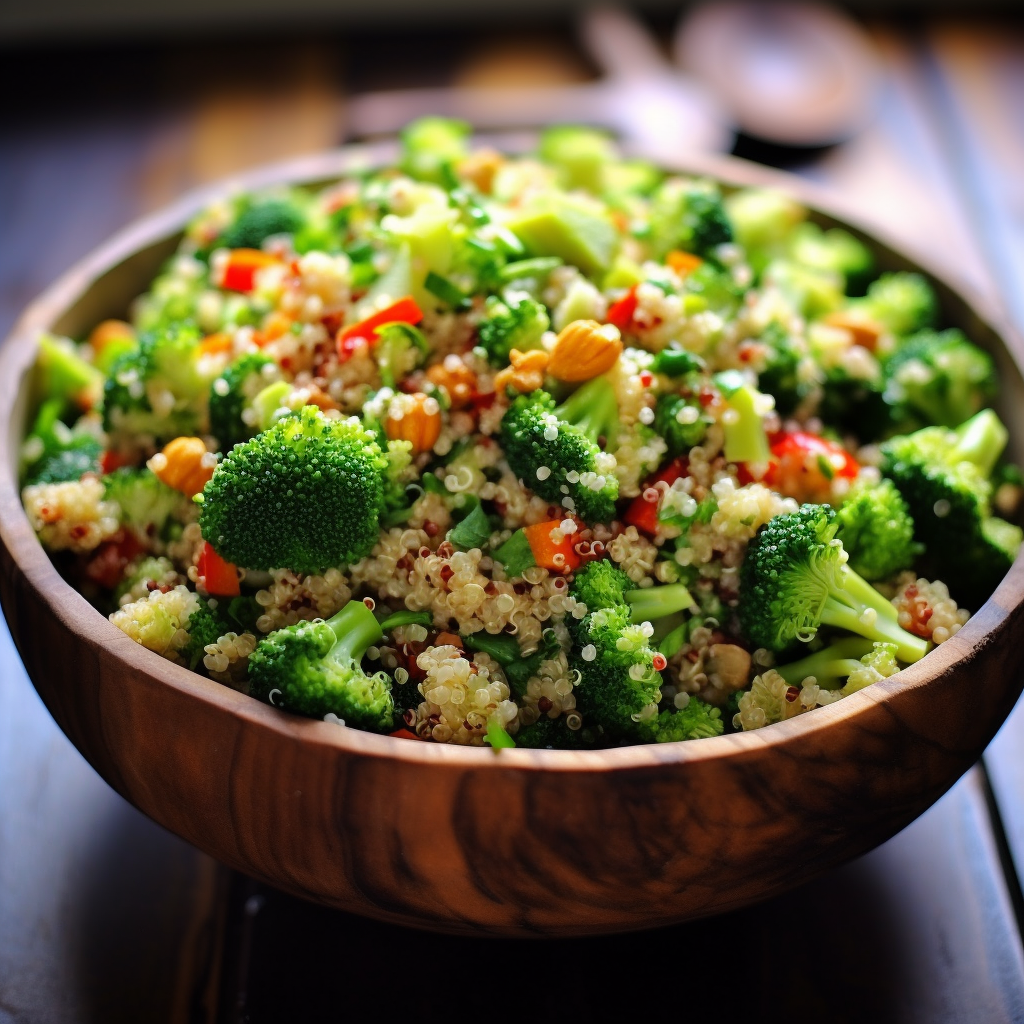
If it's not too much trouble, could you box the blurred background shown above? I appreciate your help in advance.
[3,3,1024,1022]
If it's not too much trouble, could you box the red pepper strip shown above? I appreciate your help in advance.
[100,449,132,475]
[764,430,860,489]
[197,542,241,597]
[606,284,639,332]
[624,457,689,536]
[221,249,280,293]
[85,531,146,590]
[336,296,424,358]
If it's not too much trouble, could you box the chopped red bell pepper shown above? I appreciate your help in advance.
[221,249,280,293]
[197,542,241,597]
[85,531,146,590]
[100,449,132,475]
[606,284,639,332]
[624,457,689,535]
[766,431,859,483]
[336,296,424,358]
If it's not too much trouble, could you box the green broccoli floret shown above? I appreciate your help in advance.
[757,323,806,417]
[738,504,930,663]
[649,178,734,260]
[681,261,746,317]
[248,599,394,730]
[638,701,724,742]
[113,555,178,605]
[835,478,919,581]
[787,222,874,294]
[882,328,996,429]
[539,126,617,194]
[216,198,305,251]
[762,259,843,319]
[476,294,550,365]
[817,366,892,439]
[880,409,1019,602]
[102,322,212,444]
[775,637,900,695]
[197,404,387,574]
[570,605,664,742]
[654,392,707,456]
[104,468,188,545]
[569,558,695,626]
[400,117,470,184]
[850,272,937,337]
[21,398,102,486]
[514,714,591,749]
[500,376,620,522]
[31,334,104,413]
[180,597,232,672]
[724,188,806,275]
[380,439,416,527]
[208,352,281,451]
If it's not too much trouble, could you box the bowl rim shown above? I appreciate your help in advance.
[3,138,1022,774]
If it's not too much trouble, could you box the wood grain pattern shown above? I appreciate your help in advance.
[3,147,1024,938]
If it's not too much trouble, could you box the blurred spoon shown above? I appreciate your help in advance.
[673,1,880,148]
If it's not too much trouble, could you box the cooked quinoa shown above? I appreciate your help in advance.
[21,121,1020,748]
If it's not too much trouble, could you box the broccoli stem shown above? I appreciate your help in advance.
[954,409,1007,478]
[776,637,873,687]
[819,567,929,663]
[378,609,433,633]
[625,583,696,624]
[325,601,384,663]
[555,375,619,447]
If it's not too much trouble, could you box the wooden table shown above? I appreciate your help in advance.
[2,15,1024,1022]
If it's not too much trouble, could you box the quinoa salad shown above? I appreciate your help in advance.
[20,120,1022,749]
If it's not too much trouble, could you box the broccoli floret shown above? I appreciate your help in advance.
[817,366,892,439]
[21,398,102,486]
[180,596,231,672]
[31,334,104,413]
[208,352,281,451]
[570,605,664,742]
[539,126,617,194]
[787,222,874,294]
[757,323,806,417]
[883,329,996,429]
[197,404,387,574]
[569,558,695,626]
[649,178,734,260]
[476,294,550,365]
[762,259,843,319]
[654,393,707,456]
[400,117,470,184]
[775,637,900,695]
[102,322,212,444]
[113,555,178,605]
[681,261,746,318]
[881,410,1018,602]
[380,439,416,527]
[851,272,937,337]
[835,478,919,581]
[248,599,394,730]
[738,504,930,663]
[104,467,188,545]
[514,714,592,749]
[725,188,806,274]
[638,701,724,742]
[216,198,304,251]
[500,376,620,522]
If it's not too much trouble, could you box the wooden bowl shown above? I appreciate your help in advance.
[3,144,1023,938]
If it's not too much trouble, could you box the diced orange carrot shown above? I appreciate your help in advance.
[666,250,703,277]
[199,332,233,357]
[522,520,582,573]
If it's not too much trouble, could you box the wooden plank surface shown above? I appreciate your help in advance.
[1,15,1024,1022]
